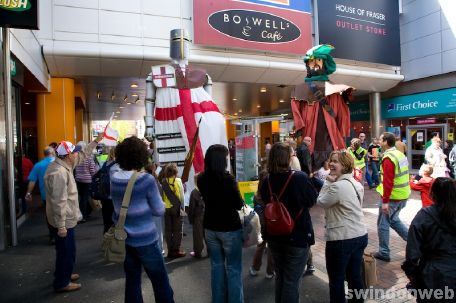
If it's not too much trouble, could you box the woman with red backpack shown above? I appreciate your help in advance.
[260,142,317,303]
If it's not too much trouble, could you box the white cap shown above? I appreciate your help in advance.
[56,141,81,156]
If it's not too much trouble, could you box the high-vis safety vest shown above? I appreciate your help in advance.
[376,148,411,200]
[348,147,367,169]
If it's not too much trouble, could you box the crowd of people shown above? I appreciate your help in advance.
[22,130,456,303]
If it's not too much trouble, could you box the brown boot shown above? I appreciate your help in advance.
[55,282,81,293]
[168,250,186,259]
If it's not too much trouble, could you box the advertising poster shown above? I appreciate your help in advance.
[417,132,424,142]
[318,0,400,65]
[238,181,259,207]
[193,0,312,55]
[235,134,257,181]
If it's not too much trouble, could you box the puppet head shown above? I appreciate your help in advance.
[304,44,336,82]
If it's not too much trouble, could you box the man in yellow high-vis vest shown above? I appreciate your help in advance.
[374,132,411,262]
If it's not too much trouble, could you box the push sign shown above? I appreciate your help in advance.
[0,0,39,29]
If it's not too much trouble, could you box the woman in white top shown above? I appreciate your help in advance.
[425,137,448,178]
[317,150,368,303]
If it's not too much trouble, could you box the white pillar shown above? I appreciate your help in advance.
[369,92,383,139]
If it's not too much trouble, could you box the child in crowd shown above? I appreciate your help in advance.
[410,164,434,208]
[249,170,275,279]
[188,174,205,258]
[314,160,330,182]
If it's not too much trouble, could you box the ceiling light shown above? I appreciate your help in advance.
[232,98,237,101]
[25,102,31,105]
[279,99,285,103]
[114,115,118,118]
[119,106,125,109]
[257,105,261,108]
[111,92,115,101]
[260,87,267,93]
[116,111,120,114]
[234,113,238,116]
[130,83,138,88]
[132,93,138,97]
[126,102,131,105]
[97,91,101,99]
[281,113,289,116]
[238,109,243,113]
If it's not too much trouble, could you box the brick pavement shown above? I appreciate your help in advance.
[310,186,422,303]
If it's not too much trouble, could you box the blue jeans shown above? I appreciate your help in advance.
[124,242,174,303]
[326,234,368,303]
[365,165,373,187]
[205,229,243,303]
[377,200,409,257]
[53,227,76,290]
[370,161,380,186]
[268,241,309,303]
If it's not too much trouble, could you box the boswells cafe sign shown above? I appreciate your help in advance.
[0,0,39,29]
[193,0,312,55]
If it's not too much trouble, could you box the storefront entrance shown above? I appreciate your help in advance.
[406,123,448,173]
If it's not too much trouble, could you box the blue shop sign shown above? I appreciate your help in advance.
[350,102,370,121]
[382,87,456,119]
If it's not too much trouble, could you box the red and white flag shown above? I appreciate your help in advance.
[99,113,119,146]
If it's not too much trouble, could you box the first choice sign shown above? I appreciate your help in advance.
[209,10,301,43]
[0,0,39,29]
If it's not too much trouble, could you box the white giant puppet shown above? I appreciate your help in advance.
[144,29,228,201]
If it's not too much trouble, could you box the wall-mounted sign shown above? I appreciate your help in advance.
[194,0,312,55]
[416,118,437,125]
[0,0,39,29]
[317,0,400,65]
[382,87,456,119]
[10,59,16,76]
[208,10,301,44]
[349,101,370,121]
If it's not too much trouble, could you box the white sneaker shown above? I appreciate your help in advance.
[249,266,258,276]
[265,272,275,279]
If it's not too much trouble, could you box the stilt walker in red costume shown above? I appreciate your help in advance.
[291,45,354,171]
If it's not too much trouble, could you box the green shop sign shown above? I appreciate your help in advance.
[0,0,38,29]
[350,102,370,121]
[10,59,16,77]
[382,87,456,119]
[0,0,31,11]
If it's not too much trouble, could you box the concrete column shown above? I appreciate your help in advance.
[369,92,383,139]
[36,78,76,159]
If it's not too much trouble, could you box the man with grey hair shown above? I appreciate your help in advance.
[45,133,103,292]
[25,146,56,244]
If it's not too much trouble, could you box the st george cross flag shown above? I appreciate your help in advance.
[99,113,119,146]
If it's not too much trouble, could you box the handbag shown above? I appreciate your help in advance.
[102,171,139,263]
[362,252,378,287]
[238,204,262,248]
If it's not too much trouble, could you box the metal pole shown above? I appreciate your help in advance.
[369,92,383,139]
[2,27,17,246]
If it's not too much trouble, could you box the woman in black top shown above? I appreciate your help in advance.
[402,177,456,302]
[260,142,317,303]
[197,144,244,303]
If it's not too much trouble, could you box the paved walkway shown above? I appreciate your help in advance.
[0,188,422,303]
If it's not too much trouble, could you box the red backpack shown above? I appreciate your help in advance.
[264,171,303,236]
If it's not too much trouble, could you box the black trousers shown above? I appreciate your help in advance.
[101,199,114,233]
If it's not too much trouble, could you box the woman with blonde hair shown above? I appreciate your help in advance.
[317,150,368,302]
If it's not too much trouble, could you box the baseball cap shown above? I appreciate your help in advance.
[56,141,82,156]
